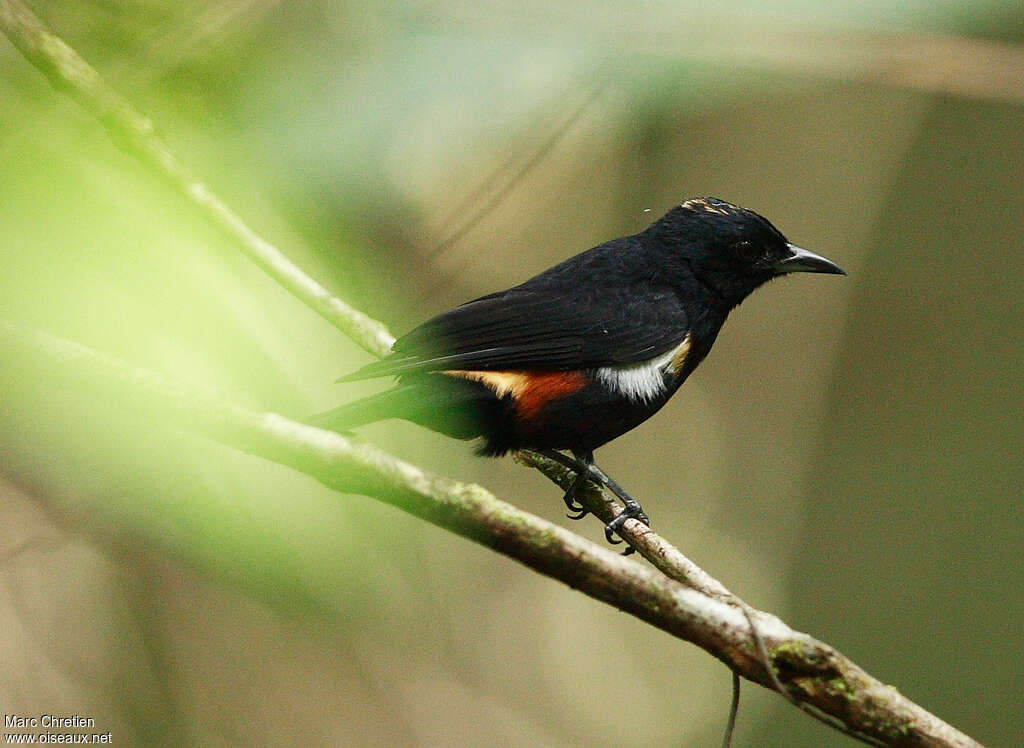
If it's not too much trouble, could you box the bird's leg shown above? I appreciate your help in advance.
[536,449,592,519]
[536,449,650,552]
[584,461,651,544]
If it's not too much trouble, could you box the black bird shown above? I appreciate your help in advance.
[313,197,844,548]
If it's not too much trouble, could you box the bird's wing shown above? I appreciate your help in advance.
[340,284,690,381]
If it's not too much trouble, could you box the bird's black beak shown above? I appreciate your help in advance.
[774,244,846,275]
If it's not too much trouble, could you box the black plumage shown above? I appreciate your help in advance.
[313,197,844,546]
[341,240,691,379]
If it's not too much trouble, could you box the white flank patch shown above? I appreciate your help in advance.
[596,336,691,402]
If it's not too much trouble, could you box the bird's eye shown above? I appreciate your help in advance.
[732,240,760,262]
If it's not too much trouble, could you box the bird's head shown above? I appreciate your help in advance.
[653,197,845,307]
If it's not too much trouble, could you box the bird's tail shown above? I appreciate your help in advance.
[308,377,494,440]
[307,387,413,432]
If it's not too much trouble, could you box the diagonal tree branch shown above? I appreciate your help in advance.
[0,0,394,359]
[0,319,981,748]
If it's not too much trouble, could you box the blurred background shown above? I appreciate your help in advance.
[1,1,1022,745]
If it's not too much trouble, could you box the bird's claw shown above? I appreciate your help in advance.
[563,495,586,512]
[603,507,651,546]
[562,484,589,520]
[540,449,649,555]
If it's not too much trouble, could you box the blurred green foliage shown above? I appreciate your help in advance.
[1,1,1021,746]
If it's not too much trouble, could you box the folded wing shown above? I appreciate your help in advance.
[341,281,689,381]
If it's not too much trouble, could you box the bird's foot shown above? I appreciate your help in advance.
[604,503,650,556]
[564,503,589,521]
[534,449,650,553]
[562,471,590,520]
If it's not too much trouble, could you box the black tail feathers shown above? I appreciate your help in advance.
[307,387,410,432]
[308,377,497,441]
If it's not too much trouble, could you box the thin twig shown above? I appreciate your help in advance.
[0,0,394,359]
[679,30,1024,106]
[722,671,740,748]
[414,78,609,304]
[0,318,982,748]
[431,9,1024,105]
[426,79,607,258]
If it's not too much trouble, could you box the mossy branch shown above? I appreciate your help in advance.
[0,320,979,748]
[0,2,984,746]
